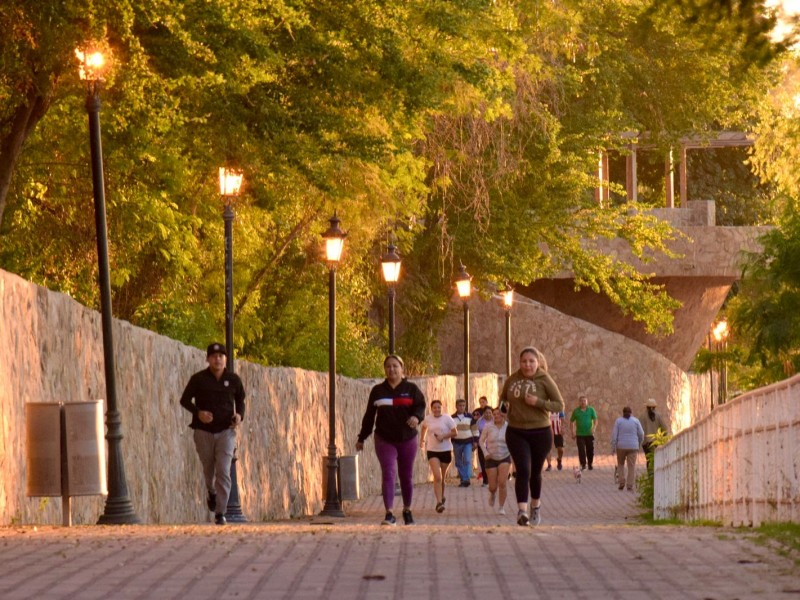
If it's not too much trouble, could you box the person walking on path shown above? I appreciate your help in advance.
[499,347,565,526]
[179,343,246,526]
[570,395,598,470]
[479,406,512,514]
[452,399,476,487]
[473,405,492,486]
[420,400,458,513]
[545,410,566,471]
[640,398,670,472]
[611,406,644,491]
[356,354,426,526]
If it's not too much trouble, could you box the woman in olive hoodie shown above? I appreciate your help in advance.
[499,346,565,526]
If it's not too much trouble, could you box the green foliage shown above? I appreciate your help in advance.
[714,55,800,389]
[752,523,800,564]
[728,202,800,384]
[636,469,655,512]
[647,0,790,68]
[0,0,789,375]
[688,148,777,226]
[637,429,672,511]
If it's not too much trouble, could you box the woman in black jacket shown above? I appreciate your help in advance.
[356,354,426,526]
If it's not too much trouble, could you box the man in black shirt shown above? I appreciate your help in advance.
[180,343,245,525]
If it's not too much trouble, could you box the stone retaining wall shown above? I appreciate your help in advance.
[0,268,499,525]
[2,268,715,525]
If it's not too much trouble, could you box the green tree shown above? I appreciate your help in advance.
[721,55,800,387]
[687,147,777,226]
[0,0,526,375]
[398,0,780,360]
[728,202,800,385]
[0,0,788,377]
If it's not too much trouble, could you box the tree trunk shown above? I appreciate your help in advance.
[0,88,52,230]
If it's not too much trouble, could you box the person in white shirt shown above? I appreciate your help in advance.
[420,400,458,513]
[479,407,512,515]
[452,399,476,487]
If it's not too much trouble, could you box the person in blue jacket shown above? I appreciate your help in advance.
[611,406,644,491]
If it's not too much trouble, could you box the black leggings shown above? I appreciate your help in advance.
[505,425,553,503]
[477,445,487,481]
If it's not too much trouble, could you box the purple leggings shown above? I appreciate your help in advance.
[374,434,418,510]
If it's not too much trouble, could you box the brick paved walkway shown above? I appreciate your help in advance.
[1,455,798,599]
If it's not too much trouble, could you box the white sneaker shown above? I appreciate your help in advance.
[488,491,496,507]
[531,505,541,526]
[497,507,506,515]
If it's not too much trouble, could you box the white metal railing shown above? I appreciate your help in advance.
[654,373,800,525]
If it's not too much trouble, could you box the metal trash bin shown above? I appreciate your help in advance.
[63,401,107,496]
[339,455,360,501]
[26,400,107,525]
[26,403,62,497]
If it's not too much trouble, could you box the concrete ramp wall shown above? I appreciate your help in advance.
[439,294,712,453]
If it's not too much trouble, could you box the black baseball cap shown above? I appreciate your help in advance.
[207,343,227,357]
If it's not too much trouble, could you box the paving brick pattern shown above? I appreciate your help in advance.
[1,455,797,599]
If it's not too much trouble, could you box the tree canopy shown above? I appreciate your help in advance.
[0,0,787,377]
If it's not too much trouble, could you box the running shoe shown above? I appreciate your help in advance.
[381,512,397,526]
[531,505,541,526]
[402,509,415,525]
[517,511,529,527]
[497,507,506,515]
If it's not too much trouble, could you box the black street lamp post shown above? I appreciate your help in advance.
[381,242,401,354]
[219,167,243,372]
[77,47,140,525]
[712,320,729,407]
[502,286,513,376]
[707,331,714,411]
[381,241,403,496]
[320,213,347,518]
[455,264,472,410]
[218,167,246,523]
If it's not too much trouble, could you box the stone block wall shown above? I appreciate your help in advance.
[0,268,499,525]
[650,200,715,227]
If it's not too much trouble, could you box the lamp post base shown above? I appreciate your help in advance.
[319,455,345,518]
[97,497,141,525]
[225,457,247,523]
[319,506,346,518]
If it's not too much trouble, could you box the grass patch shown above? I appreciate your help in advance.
[635,511,721,527]
[751,522,800,564]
